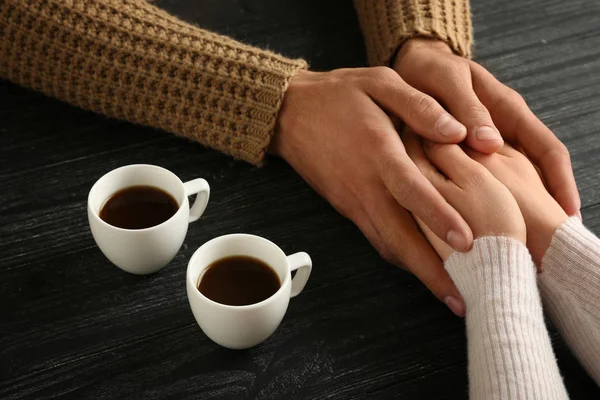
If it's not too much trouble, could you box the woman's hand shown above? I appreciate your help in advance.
[403,130,526,262]
[465,145,569,267]
[272,68,474,316]
[394,38,581,219]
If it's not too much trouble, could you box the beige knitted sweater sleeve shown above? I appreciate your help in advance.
[0,0,471,164]
[354,0,473,65]
[0,0,307,165]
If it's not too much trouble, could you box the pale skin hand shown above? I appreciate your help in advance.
[403,130,527,263]
[407,136,568,268]
[465,145,569,268]
[395,38,581,219]
[271,68,474,316]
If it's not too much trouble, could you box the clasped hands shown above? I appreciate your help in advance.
[271,38,579,316]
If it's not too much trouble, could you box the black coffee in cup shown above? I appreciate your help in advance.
[99,185,178,229]
[199,256,281,306]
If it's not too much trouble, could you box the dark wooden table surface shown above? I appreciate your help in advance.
[1,0,599,398]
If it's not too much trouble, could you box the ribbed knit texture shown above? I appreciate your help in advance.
[446,237,568,400]
[540,217,600,385]
[0,0,307,165]
[354,0,473,66]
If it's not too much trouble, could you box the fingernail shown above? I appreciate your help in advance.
[444,296,466,317]
[475,126,502,142]
[447,229,468,251]
[576,210,583,221]
[436,114,467,138]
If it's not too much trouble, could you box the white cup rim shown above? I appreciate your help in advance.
[88,164,186,233]
[187,234,291,310]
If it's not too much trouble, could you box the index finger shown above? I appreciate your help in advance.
[363,67,467,143]
[378,132,473,252]
[365,190,465,317]
[470,62,581,216]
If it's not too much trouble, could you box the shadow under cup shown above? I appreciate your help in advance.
[88,164,193,275]
[186,234,301,350]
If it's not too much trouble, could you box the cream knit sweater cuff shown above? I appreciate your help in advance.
[446,237,568,400]
[540,217,600,385]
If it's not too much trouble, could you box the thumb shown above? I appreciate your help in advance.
[450,89,504,154]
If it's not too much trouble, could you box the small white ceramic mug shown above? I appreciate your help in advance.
[88,164,210,275]
[186,234,312,349]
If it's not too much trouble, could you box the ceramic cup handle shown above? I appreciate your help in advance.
[286,252,312,298]
[183,178,210,223]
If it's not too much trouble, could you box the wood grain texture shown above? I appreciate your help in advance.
[1,0,599,398]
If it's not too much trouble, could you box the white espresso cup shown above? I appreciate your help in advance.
[186,234,312,349]
[88,164,210,275]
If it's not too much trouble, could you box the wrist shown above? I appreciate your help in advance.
[446,236,536,307]
[528,211,569,268]
[270,69,314,160]
[394,37,453,69]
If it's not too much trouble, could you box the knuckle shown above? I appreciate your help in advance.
[379,149,406,174]
[407,92,437,120]
[557,143,571,160]
[505,88,526,106]
[547,143,571,165]
[465,102,491,119]
[391,170,418,205]
[377,232,408,268]
[371,66,398,83]
[379,246,398,266]
[362,122,389,144]
[465,164,491,187]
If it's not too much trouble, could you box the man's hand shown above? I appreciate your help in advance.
[394,38,581,218]
[271,68,472,316]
